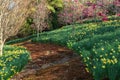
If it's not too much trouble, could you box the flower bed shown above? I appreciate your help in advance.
[0,45,30,80]
[31,20,120,80]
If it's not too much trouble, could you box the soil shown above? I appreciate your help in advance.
[11,42,93,80]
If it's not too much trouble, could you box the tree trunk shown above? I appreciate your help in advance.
[0,40,4,56]
[0,14,3,56]
[0,27,4,56]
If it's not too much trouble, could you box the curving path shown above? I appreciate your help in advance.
[11,42,93,80]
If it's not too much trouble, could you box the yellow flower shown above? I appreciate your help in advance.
[83,58,86,62]
[102,65,106,68]
[101,58,107,64]
[87,57,89,60]
[112,56,115,59]
[114,58,118,63]
[100,55,103,58]
[95,51,97,54]
[111,60,115,64]
[107,59,111,64]
[110,53,112,55]
[111,49,114,51]
[101,48,104,51]
[85,68,89,73]
[105,53,108,56]
[93,66,96,69]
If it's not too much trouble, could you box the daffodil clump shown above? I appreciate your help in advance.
[32,20,119,47]
[72,30,120,80]
[31,16,120,80]
[0,45,30,80]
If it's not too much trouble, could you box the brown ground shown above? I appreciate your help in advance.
[11,42,93,80]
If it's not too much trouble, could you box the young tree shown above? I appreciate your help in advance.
[32,0,49,38]
[0,0,32,55]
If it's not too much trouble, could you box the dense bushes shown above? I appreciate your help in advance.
[31,19,120,80]
[58,0,84,25]
[57,0,120,26]
[0,46,30,80]
[30,0,63,30]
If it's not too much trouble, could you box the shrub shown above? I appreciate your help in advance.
[47,0,63,29]
[31,0,50,33]
[58,0,119,26]
[26,0,63,31]
[58,0,84,25]
[106,0,120,15]
[47,0,63,13]
[17,17,36,38]
[0,46,30,80]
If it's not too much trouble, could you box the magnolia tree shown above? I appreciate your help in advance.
[0,0,32,55]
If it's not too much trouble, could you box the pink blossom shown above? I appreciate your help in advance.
[102,17,108,21]
[92,4,97,9]
[98,12,103,16]
[86,1,93,6]
[116,13,120,16]
[71,0,78,2]
[97,1,103,7]
[113,0,120,6]
[98,12,106,17]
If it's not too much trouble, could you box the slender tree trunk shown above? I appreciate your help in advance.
[0,26,3,56]
[0,12,3,56]
[0,40,4,56]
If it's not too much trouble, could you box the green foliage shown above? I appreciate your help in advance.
[31,17,120,80]
[32,20,119,46]
[6,34,36,45]
[50,13,60,29]
[47,0,63,13]
[18,17,36,37]
[47,0,63,29]
[7,16,119,44]
[107,4,116,15]
[72,29,120,80]
[0,46,30,80]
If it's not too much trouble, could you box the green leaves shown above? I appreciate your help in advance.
[47,5,56,13]
[31,18,120,80]
[0,46,30,80]
[47,0,63,13]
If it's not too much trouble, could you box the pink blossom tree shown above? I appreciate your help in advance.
[58,0,84,25]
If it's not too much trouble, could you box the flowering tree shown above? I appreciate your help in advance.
[58,0,84,25]
[0,0,32,55]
